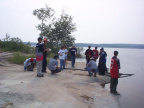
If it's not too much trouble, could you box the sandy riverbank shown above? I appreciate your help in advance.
[0,52,120,108]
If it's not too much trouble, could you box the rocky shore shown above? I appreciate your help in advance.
[0,52,120,108]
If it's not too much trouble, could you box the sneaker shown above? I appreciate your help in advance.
[37,74,44,77]
[112,91,120,95]
[94,73,97,77]
[88,73,93,76]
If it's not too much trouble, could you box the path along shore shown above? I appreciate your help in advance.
[0,52,120,108]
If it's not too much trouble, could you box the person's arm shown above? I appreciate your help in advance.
[85,50,87,55]
[65,49,68,54]
[87,61,91,67]
[91,50,93,56]
[58,50,62,56]
[75,48,77,55]
[69,49,71,55]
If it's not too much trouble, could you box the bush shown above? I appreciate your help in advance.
[0,36,35,53]
[7,52,35,64]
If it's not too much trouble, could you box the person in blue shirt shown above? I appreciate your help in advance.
[69,45,77,68]
[86,57,98,77]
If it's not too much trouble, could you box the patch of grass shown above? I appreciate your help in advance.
[7,52,35,64]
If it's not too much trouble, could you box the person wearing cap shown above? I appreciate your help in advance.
[110,51,121,95]
[24,58,36,71]
[42,39,51,73]
[69,45,77,68]
[48,55,61,74]
[93,46,99,62]
[86,57,98,77]
[98,47,107,75]
[36,37,45,77]
[85,45,93,66]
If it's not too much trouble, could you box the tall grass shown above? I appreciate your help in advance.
[7,52,35,64]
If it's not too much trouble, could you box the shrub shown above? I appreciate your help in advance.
[7,52,35,64]
[0,36,35,53]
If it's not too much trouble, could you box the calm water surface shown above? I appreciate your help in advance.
[77,47,144,108]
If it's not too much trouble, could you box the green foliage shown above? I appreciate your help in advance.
[46,12,76,47]
[33,6,83,58]
[0,34,35,53]
[33,4,55,36]
[7,52,35,64]
[76,47,84,58]
[33,6,76,48]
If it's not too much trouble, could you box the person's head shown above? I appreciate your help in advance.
[114,51,118,56]
[37,37,43,43]
[88,45,91,49]
[53,55,58,60]
[95,46,97,50]
[44,39,48,44]
[63,46,66,49]
[72,45,75,48]
[100,47,104,52]
[30,58,34,62]
[61,46,64,49]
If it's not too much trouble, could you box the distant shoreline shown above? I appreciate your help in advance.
[23,42,144,49]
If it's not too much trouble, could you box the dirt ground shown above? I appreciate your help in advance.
[0,52,120,108]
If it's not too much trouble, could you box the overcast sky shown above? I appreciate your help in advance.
[0,0,144,44]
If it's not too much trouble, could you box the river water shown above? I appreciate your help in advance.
[77,47,144,108]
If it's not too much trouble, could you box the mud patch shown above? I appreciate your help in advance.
[80,94,94,108]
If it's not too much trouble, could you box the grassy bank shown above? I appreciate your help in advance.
[7,52,35,64]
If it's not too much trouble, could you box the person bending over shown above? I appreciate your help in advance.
[24,58,36,71]
[86,57,98,77]
[48,56,61,74]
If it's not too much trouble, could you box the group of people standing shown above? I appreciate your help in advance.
[84,45,121,95]
[25,37,120,95]
[58,45,77,69]
[35,37,78,77]
[85,45,107,76]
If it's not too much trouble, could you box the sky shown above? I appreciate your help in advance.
[0,0,144,44]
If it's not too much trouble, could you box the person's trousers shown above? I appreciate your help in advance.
[60,59,65,69]
[37,60,43,75]
[110,77,118,92]
[98,63,106,75]
[27,63,36,71]
[86,57,90,66]
[42,57,47,72]
[86,67,97,75]
[71,55,76,67]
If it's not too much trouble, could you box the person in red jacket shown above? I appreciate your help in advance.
[110,51,121,95]
[93,46,99,62]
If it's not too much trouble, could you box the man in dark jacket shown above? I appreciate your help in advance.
[85,45,93,65]
[42,39,50,73]
[98,47,107,75]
